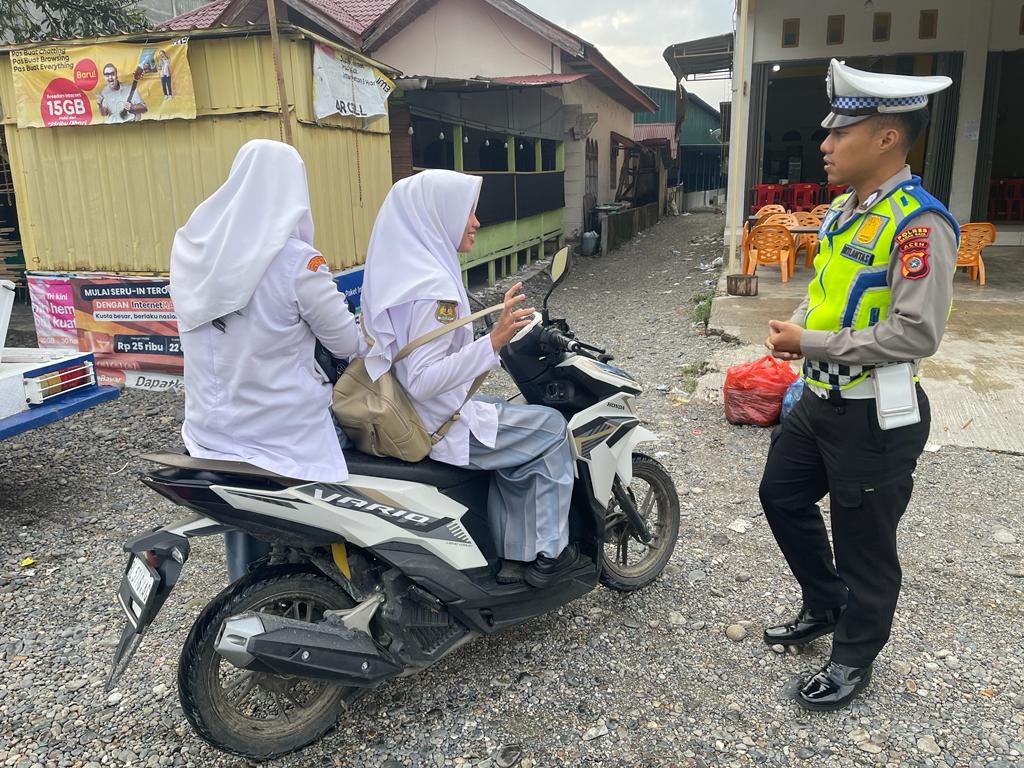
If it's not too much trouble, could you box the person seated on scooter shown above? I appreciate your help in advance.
[360,169,578,588]
[169,139,365,582]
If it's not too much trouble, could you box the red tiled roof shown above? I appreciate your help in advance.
[492,73,586,86]
[163,0,232,30]
[305,0,399,34]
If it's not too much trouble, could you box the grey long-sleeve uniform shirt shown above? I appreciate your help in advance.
[793,166,957,365]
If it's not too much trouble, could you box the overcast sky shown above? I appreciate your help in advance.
[518,0,735,108]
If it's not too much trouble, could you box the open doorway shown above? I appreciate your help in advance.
[981,51,1024,223]
[762,56,930,185]
[0,133,25,303]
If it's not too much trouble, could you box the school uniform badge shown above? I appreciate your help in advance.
[305,255,327,272]
[435,300,458,324]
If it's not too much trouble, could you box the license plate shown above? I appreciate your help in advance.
[126,557,156,604]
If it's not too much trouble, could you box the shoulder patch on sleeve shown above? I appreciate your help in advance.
[896,226,931,280]
[305,254,327,272]
[895,226,930,246]
[435,300,458,324]
[899,248,930,280]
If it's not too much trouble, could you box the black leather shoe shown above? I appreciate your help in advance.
[524,545,580,588]
[763,606,843,646]
[796,661,872,711]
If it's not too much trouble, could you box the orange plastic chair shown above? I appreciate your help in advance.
[762,214,799,272]
[794,212,822,267]
[741,221,752,273]
[956,222,995,285]
[763,213,798,227]
[811,204,831,219]
[755,204,787,218]
[746,224,794,283]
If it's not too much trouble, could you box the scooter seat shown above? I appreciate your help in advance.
[342,450,483,489]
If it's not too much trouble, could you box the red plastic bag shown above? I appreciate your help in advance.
[723,355,799,427]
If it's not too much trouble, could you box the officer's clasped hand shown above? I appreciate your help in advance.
[765,319,804,361]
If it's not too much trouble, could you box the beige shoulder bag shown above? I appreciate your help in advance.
[331,303,504,462]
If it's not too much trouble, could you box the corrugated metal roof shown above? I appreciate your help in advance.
[635,85,675,124]
[633,123,673,142]
[633,123,677,158]
[492,73,585,86]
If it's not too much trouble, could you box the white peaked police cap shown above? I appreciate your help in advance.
[822,58,952,128]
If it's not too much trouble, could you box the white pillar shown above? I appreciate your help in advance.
[725,0,755,272]
[947,0,992,222]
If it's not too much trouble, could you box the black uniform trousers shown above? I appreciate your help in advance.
[759,384,930,667]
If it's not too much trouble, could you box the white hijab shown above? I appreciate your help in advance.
[169,139,315,333]
[361,170,482,381]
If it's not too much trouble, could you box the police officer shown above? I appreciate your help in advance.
[760,59,957,711]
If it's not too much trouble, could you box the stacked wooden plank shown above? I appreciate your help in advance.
[0,227,24,290]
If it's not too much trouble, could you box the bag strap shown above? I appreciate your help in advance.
[429,370,490,444]
[393,302,505,363]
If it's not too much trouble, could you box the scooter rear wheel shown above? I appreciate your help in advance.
[599,453,680,592]
[178,566,360,759]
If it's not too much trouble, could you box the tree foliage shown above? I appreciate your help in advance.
[0,0,148,44]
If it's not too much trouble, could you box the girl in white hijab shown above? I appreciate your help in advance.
[169,139,364,580]
[361,169,577,588]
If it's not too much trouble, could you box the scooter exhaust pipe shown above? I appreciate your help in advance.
[215,612,403,686]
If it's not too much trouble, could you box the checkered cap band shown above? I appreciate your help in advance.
[831,95,929,111]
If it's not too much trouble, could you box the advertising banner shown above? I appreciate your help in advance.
[9,39,196,128]
[28,273,183,389]
[70,276,182,375]
[28,267,366,389]
[312,43,393,122]
[27,275,77,350]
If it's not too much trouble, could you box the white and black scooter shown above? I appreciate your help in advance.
[108,249,680,759]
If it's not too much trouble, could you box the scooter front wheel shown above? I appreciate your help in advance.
[599,453,680,592]
[177,566,361,759]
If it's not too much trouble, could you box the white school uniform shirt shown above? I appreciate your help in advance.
[390,300,500,466]
[179,238,363,481]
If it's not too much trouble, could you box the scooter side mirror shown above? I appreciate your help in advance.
[543,247,571,321]
[550,247,570,286]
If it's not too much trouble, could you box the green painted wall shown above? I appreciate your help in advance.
[680,94,722,147]
[463,208,564,266]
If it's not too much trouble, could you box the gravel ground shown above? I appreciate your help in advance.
[2,211,1023,768]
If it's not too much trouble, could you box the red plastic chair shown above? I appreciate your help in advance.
[780,184,795,210]
[1003,179,1024,221]
[988,178,1004,221]
[825,183,848,202]
[791,183,819,212]
[750,184,783,215]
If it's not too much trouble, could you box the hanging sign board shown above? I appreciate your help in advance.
[9,40,196,128]
[312,43,393,122]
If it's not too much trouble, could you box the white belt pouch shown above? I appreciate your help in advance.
[872,362,920,430]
